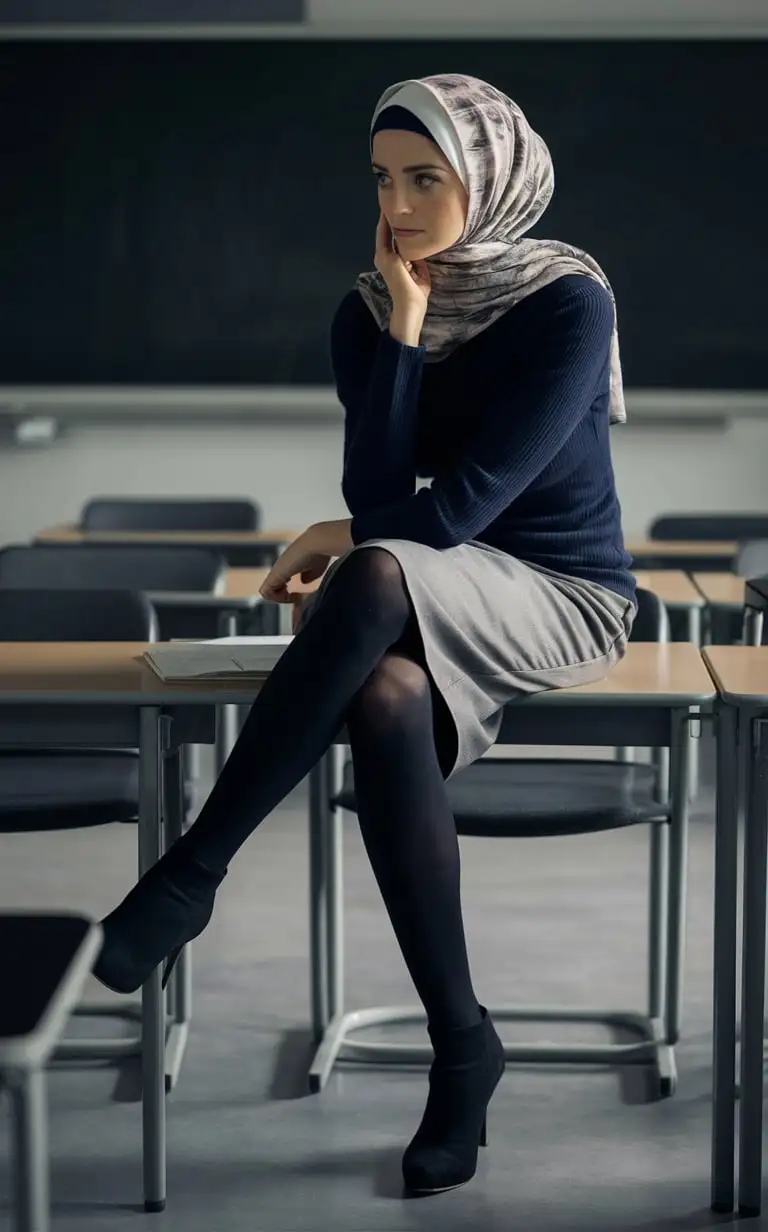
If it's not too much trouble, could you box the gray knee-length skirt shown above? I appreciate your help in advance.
[294,537,636,781]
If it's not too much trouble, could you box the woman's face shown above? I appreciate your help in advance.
[371,129,468,261]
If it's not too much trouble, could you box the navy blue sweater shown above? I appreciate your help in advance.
[333,273,635,605]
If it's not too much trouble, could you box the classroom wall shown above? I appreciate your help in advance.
[1,417,767,545]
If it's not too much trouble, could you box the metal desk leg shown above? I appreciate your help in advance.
[710,703,740,1213]
[309,743,358,1094]
[647,747,670,1022]
[665,710,691,1049]
[738,714,768,1217]
[326,744,346,1024]
[9,1067,48,1232]
[215,611,240,778]
[686,607,702,799]
[139,707,166,1214]
[743,610,764,649]
[278,603,294,636]
[162,741,190,1094]
[308,754,329,1050]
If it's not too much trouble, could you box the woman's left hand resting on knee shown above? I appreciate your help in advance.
[259,518,355,605]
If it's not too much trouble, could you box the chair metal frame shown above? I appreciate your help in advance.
[308,703,695,1099]
[52,739,190,1093]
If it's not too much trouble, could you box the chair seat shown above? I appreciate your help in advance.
[0,750,140,832]
[0,914,94,1043]
[331,758,668,838]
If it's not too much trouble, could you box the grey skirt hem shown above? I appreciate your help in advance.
[295,537,635,780]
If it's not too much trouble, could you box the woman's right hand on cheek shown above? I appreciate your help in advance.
[374,212,431,327]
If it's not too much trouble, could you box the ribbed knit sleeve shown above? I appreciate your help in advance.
[347,279,614,550]
[331,291,425,517]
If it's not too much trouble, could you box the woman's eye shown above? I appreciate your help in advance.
[374,173,436,189]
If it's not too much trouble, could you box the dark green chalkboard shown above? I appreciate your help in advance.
[0,38,765,387]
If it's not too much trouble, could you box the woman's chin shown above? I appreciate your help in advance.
[395,236,434,262]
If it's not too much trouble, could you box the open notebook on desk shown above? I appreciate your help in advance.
[144,635,293,681]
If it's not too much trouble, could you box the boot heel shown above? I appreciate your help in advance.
[479,1116,488,1148]
[162,945,183,990]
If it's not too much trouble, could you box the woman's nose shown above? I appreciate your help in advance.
[391,189,415,217]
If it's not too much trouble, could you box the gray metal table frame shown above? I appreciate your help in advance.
[306,682,713,1097]
[0,915,102,1232]
[709,606,767,1216]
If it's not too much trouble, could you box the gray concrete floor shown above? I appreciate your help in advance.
[0,743,764,1231]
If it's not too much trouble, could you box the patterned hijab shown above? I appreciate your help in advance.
[356,73,626,425]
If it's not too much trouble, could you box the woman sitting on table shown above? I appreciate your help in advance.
[94,73,637,1196]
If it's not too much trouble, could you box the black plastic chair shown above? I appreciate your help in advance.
[0,544,226,643]
[0,912,101,1232]
[81,497,260,532]
[323,589,684,1097]
[0,544,225,593]
[742,571,768,647]
[0,589,155,833]
[650,514,768,542]
[737,541,768,580]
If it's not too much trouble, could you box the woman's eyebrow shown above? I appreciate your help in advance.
[371,162,444,173]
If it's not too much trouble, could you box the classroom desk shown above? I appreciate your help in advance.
[627,539,738,572]
[0,641,723,1211]
[0,643,278,1214]
[307,642,715,1096]
[32,524,300,568]
[223,566,270,599]
[691,573,744,611]
[703,645,768,1217]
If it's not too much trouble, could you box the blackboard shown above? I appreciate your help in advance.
[0,39,765,388]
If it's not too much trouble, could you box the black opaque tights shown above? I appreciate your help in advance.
[175,546,481,1030]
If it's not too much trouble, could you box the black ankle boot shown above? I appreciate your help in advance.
[402,1006,505,1196]
[93,848,227,995]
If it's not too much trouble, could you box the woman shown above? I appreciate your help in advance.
[94,73,636,1197]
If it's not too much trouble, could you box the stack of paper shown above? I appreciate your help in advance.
[144,636,293,682]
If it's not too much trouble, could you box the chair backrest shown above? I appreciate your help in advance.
[81,497,260,532]
[628,587,670,643]
[0,545,226,593]
[650,513,768,542]
[0,589,157,641]
[743,573,768,646]
[736,540,768,578]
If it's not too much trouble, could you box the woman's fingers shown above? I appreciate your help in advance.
[375,211,390,258]
[260,575,288,600]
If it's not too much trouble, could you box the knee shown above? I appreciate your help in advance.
[348,651,431,731]
[329,546,410,623]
